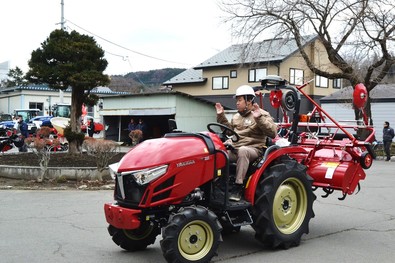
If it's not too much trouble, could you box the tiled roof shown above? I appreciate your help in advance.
[0,84,129,95]
[163,68,205,85]
[195,35,318,69]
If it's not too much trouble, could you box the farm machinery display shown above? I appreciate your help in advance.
[104,75,375,262]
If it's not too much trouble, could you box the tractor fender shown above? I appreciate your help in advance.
[244,145,308,205]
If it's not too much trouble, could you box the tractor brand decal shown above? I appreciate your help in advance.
[203,147,208,153]
[176,160,195,168]
[322,162,340,179]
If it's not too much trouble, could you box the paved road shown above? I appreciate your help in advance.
[1,159,394,263]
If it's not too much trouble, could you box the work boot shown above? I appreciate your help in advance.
[229,184,243,201]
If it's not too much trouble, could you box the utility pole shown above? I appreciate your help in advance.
[59,0,65,103]
[60,0,65,30]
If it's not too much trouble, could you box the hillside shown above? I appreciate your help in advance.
[109,68,185,93]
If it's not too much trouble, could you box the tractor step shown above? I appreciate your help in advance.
[224,208,253,227]
[210,199,251,211]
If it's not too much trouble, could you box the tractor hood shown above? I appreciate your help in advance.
[117,135,216,172]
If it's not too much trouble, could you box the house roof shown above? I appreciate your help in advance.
[320,84,395,103]
[0,84,129,95]
[163,68,206,85]
[195,35,318,69]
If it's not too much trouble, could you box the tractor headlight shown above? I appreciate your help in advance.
[131,165,168,185]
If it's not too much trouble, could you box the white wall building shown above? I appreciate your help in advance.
[321,84,395,141]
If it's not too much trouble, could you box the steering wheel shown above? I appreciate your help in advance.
[207,123,240,143]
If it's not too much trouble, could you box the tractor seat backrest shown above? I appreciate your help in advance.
[248,144,280,173]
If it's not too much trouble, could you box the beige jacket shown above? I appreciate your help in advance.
[217,109,277,150]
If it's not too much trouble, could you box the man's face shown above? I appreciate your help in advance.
[236,96,247,112]
[384,123,388,128]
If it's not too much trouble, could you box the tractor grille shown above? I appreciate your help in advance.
[114,175,147,206]
[151,176,175,203]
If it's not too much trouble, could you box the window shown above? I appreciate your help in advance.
[248,68,267,82]
[289,68,304,85]
[87,105,94,116]
[29,102,43,111]
[315,75,328,88]
[333,78,342,89]
[212,76,229,90]
[230,70,237,78]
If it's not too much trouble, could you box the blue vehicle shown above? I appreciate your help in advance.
[0,113,15,129]
[30,115,53,128]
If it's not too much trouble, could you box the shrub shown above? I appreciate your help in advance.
[82,138,120,180]
[25,132,61,182]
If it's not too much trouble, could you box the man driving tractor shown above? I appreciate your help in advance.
[215,85,278,201]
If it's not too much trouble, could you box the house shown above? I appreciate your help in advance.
[164,35,344,121]
[321,84,395,141]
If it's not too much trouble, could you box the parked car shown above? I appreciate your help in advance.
[0,114,15,129]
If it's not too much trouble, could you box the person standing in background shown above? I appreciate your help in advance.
[17,115,28,152]
[137,118,147,142]
[127,118,138,145]
[87,119,95,137]
[383,121,394,161]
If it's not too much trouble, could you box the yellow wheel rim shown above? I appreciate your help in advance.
[273,177,307,234]
[178,220,214,261]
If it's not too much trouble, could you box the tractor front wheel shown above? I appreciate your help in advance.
[252,159,316,249]
[160,206,222,263]
[108,222,160,251]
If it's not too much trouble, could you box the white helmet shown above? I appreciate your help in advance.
[234,85,255,98]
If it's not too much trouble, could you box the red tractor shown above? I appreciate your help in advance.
[104,76,375,262]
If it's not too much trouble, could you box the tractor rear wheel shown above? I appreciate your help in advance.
[252,159,316,249]
[160,205,222,263]
[108,222,160,251]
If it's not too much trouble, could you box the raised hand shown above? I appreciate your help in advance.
[252,103,262,118]
[215,103,224,114]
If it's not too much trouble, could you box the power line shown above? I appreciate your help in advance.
[66,19,192,67]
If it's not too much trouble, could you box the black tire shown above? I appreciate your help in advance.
[108,222,160,251]
[160,206,222,263]
[252,159,316,249]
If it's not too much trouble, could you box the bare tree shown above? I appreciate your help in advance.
[220,0,395,122]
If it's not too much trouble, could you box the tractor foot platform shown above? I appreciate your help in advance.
[224,208,253,227]
[211,199,253,227]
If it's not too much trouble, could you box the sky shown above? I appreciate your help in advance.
[0,0,233,76]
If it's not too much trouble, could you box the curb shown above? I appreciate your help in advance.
[0,165,110,181]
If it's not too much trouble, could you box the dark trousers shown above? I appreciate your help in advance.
[383,140,392,161]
